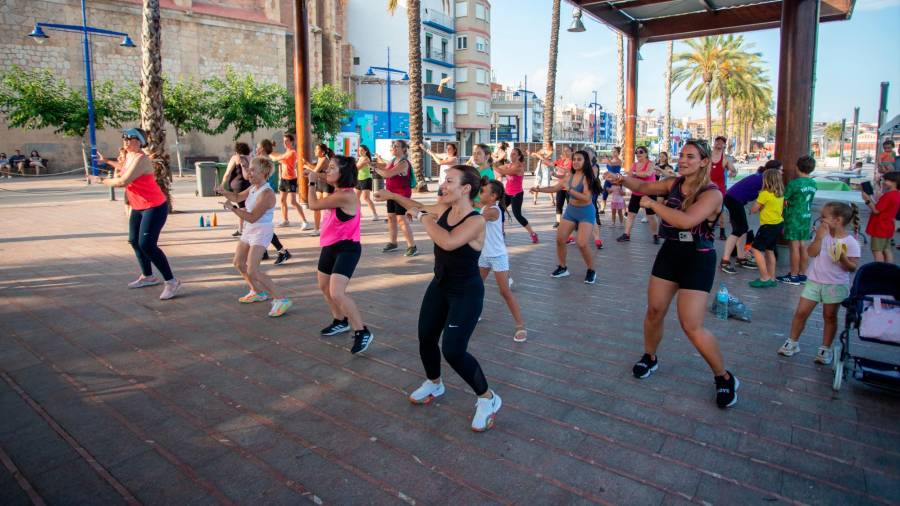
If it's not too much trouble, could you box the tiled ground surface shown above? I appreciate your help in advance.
[1,176,899,505]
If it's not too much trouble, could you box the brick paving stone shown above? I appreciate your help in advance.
[2,176,900,504]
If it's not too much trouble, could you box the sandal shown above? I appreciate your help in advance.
[513,327,528,343]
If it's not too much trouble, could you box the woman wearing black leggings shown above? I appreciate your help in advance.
[374,165,502,432]
[494,147,538,243]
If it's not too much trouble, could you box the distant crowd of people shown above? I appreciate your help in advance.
[0,149,47,177]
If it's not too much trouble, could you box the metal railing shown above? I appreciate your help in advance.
[423,49,453,64]
[425,120,455,135]
[423,9,453,31]
[423,82,455,100]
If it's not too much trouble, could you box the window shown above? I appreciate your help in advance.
[456,36,467,50]
[426,69,433,84]
[456,100,468,115]
[475,68,486,84]
[455,67,468,82]
[475,36,487,52]
[475,3,486,20]
[425,34,432,58]
[476,101,488,116]
[353,56,360,65]
[455,2,467,17]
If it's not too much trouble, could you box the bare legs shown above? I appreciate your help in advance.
[555,220,594,271]
[357,188,379,219]
[317,272,364,331]
[281,191,308,224]
[233,243,282,298]
[387,213,415,248]
[789,298,839,347]
[787,240,808,276]
[751,247,777,281]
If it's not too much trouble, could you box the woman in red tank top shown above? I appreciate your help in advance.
[711,136,737,239]
[95,128,180,300]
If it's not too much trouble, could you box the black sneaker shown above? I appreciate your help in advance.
[584,269,597,284]
[720,262,737,275]
[552,222,560,229]
[550,265,570,278]
[737,258,757,269]
[715,371,740,408]
[616,233,630,242]
[231,230,242,237]
[321,318,351,336]
[382,243,398,253]
[262,251,270,260]
[719,230,727,241]
[653,234,660,245]
[404,246,418,257]
[273,250,292,265]
[632,353,658,379]
[351,327,374,355]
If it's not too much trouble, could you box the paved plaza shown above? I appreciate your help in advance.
[1,175,899,505]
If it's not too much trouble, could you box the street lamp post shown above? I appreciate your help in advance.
[588,90,602,145]
[513,75,535,144]
[28,0,135,201]
[366,47,409,141]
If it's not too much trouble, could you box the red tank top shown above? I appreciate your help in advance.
[710,154,726,194]
[126,173,167,210]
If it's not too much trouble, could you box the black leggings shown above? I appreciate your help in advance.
[418,276,488,395]
[128,204,174,281]
[271,232,284,251]
[503,192,529,228]
[555,190,568,215]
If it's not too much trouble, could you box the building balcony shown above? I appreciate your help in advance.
[425,120,455,136]
[423,9,454,33]
[423,49,453,67]
[423,83,455,101]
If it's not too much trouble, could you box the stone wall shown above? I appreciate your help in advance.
[0,0,348,171]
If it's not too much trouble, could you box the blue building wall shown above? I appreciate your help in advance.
[341,110,411,148]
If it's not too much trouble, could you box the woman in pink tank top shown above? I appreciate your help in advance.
[95,128,180,300]
[307,155,374,355]
[493,147,538,243]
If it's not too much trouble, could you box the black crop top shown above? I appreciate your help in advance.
[433,208,481,281]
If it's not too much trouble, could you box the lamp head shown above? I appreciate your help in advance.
[120,35,135,48]
[567,8,586,33]
[513,91,521,98]
[28,25,48,43]
[365,68,375,77]
[402,73,410,81]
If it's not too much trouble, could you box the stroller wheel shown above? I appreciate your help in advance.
[833,358,844,391]
[832,342,842,373]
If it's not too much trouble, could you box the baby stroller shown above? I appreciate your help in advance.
[833,262,900,391]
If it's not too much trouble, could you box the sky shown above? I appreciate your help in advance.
[489,0,900,124]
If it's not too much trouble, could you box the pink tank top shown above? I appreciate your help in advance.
[126,173,167,210]
[504,171,524,196]
[320,189,361,247]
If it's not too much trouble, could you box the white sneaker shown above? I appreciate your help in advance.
[159,279,181,300]
[277,220,290,228]
[408,380,445,405]
[508,277,514,289]
[128,275,160,289]
[641,216,648,223]
[777,339,800,357]
[471,390,502,432]
[299,222,310,231]
[371,215,381,222]
[814,346,833,365]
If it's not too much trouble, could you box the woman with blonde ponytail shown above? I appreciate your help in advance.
[604,140,739,409]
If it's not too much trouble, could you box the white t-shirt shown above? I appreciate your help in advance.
[805,233,861,285]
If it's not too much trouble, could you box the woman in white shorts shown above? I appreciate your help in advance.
[478,178,527,342]
[217,157,292,317]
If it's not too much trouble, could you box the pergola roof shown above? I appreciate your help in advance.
[573,0,856,43]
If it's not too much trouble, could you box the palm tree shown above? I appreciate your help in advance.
[139,0,171,205]
[672,36,733,140]
[616,33,624,146]
[711,35,761,140]
[662,40,673,154]
[542,0,561,148]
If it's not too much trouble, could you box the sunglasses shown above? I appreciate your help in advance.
[122,135,139,141]
[636,150,647,154]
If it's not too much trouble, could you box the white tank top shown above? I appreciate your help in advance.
[481,203,506,258]
[245,183,274,225]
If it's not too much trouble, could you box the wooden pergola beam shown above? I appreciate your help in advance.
[637,1,782,43]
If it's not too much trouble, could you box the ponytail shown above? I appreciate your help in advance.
[849,203,860,235]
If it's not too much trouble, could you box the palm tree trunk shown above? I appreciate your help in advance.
[616,33,624,146]
[704,83,712,140]
[407,0,427,191]
[662,41,672,153]
[140,0,172,206]
[542,0,561,149]
[719,89,727,140]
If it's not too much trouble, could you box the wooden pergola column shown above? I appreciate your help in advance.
[774,0,820,181]
[293,0,312,202]
[623,36,639,170]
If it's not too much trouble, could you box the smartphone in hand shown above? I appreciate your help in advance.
[861,181,874,196]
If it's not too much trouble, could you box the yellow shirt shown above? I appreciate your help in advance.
[756,190,784,225]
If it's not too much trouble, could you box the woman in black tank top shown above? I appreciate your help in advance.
[374,165,503,432]
[604,141,739,409]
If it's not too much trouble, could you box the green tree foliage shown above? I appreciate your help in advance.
[207,67,283,141]
[280,84,350,142]
[824,122,843,141]
[164,77,213,137]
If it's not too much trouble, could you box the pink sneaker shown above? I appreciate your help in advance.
[159,279,181,300]
[530,232,539,244]
[128,276,160,289]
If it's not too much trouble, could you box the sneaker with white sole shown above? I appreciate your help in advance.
[814,345,833,365]
[777,339,800,357]
[299,222,310,231]
[321,318,351,336]
[268,298,292,317]
[551,265,570,278]
[128,275,160,289]
[584,269,597,284]
[350,327,374,355]
[409,380,445,404]
[277,220,290,228]
[632,353,658,379]
[239,291,269,303]
[715,371,739,408]
[159,279,181,300]
[471,390,502,432]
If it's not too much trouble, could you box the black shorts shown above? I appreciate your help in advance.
[279,178,298,193]
[628,194,655,215]
[723,194,748,237]
[356,178,373,191]
[651,240,717,292]
[317,240,361,278]
[386,200,407,215]
[753,223,783,251]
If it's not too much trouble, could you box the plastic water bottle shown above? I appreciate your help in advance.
[206,215,212,227]
[716,283,729,321]
[199,215,205,227]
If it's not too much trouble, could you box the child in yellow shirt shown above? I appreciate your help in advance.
[749,168,785,287]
